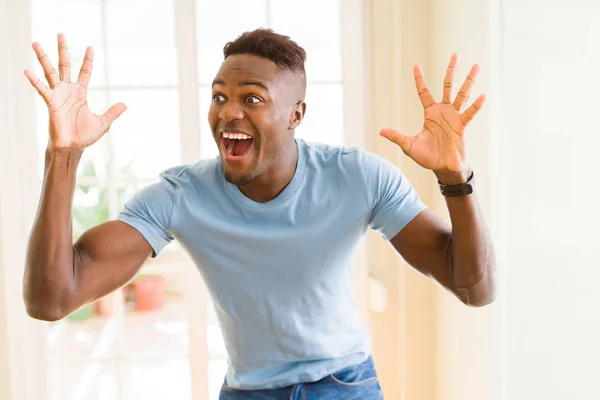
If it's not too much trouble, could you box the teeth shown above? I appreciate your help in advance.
[223,132,251,140]
[227,139,235,155]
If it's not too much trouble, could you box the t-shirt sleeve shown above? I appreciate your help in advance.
[117,168,182,257]
[359,150,427,241]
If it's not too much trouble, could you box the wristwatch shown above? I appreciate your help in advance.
[438,171,475,197]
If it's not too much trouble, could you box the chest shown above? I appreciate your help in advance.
[171,188,370,285]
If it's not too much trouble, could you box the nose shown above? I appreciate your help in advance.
[218,101,244,122]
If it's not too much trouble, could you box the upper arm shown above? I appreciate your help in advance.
[389,209,455,292]
[70,220,153,309]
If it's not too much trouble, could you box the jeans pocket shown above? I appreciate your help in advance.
[327,372,378,387]
[326,359,379,387]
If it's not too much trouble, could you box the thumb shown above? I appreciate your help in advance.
[101,102,127,129]
[379,128,412,154]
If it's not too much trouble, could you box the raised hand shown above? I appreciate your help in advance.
[24,33,126,150]
[380,54,485,175]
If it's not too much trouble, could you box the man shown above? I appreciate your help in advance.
[23,29,496,399]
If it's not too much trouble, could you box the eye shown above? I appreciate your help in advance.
[245,95,263,104]
[213,94,226,103]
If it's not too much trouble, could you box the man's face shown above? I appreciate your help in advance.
[209,54,305,186]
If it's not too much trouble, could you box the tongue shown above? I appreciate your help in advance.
[233,139,253,156]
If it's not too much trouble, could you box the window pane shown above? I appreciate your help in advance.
[108,90,181,180]
[122,358,191,399]
[269,0,342,82]
[105,0,178,87]
[199,86,220,160]
[30,0,107,88]
[196,0,267,85]
[72,183,109,240]
[122,272,189,358]
[296,83,344,145]
[47,361,119,400]
[209,358,228,400]
[117,180,156,210]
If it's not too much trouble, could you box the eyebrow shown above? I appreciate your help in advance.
[212,78,269,92]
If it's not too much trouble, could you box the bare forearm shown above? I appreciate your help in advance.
[444,192,496,306]
[24,146,82,319]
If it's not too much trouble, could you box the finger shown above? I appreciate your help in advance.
[414,65,435,108]
[460,94,486,126]
[453,64,480,111]
[31,42,60,88]
[24,69,52,103]
[57,33,71,82]
[100,103,128,130]
[442,53,459,104]
[77,47,94,88]
[380,128,413,155]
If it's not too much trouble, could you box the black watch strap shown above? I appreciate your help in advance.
[438,171,475,197]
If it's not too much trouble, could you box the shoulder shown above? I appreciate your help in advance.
[300,139,363,170]
[301,139,395,177]
[158,157,221,189]
[301,139,360,158]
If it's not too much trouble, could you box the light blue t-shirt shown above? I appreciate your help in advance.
[117,139,426,390]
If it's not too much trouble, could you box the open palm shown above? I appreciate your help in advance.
[380,54,485,173]
[24,33,126,150]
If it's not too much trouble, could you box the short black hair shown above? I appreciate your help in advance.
[223,28,307,75]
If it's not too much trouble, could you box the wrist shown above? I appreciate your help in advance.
[45,144,84,166]
[434,168,471,185]
[46,141,84,156]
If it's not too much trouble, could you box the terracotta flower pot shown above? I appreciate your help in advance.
[134,275,165,312]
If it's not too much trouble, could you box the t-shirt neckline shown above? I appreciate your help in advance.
[222,138,307,209]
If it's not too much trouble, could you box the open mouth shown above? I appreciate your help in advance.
[221,132,254,159]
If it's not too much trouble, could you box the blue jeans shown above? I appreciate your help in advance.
[219,356,384,399]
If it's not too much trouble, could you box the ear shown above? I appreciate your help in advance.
[288,101,306,130]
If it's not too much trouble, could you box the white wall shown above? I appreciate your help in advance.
[499,1,600,399]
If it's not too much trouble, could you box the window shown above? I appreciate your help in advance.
[31,1,191,399]
[28,0,358,399]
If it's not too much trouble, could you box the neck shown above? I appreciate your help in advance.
[238,139,299,203]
